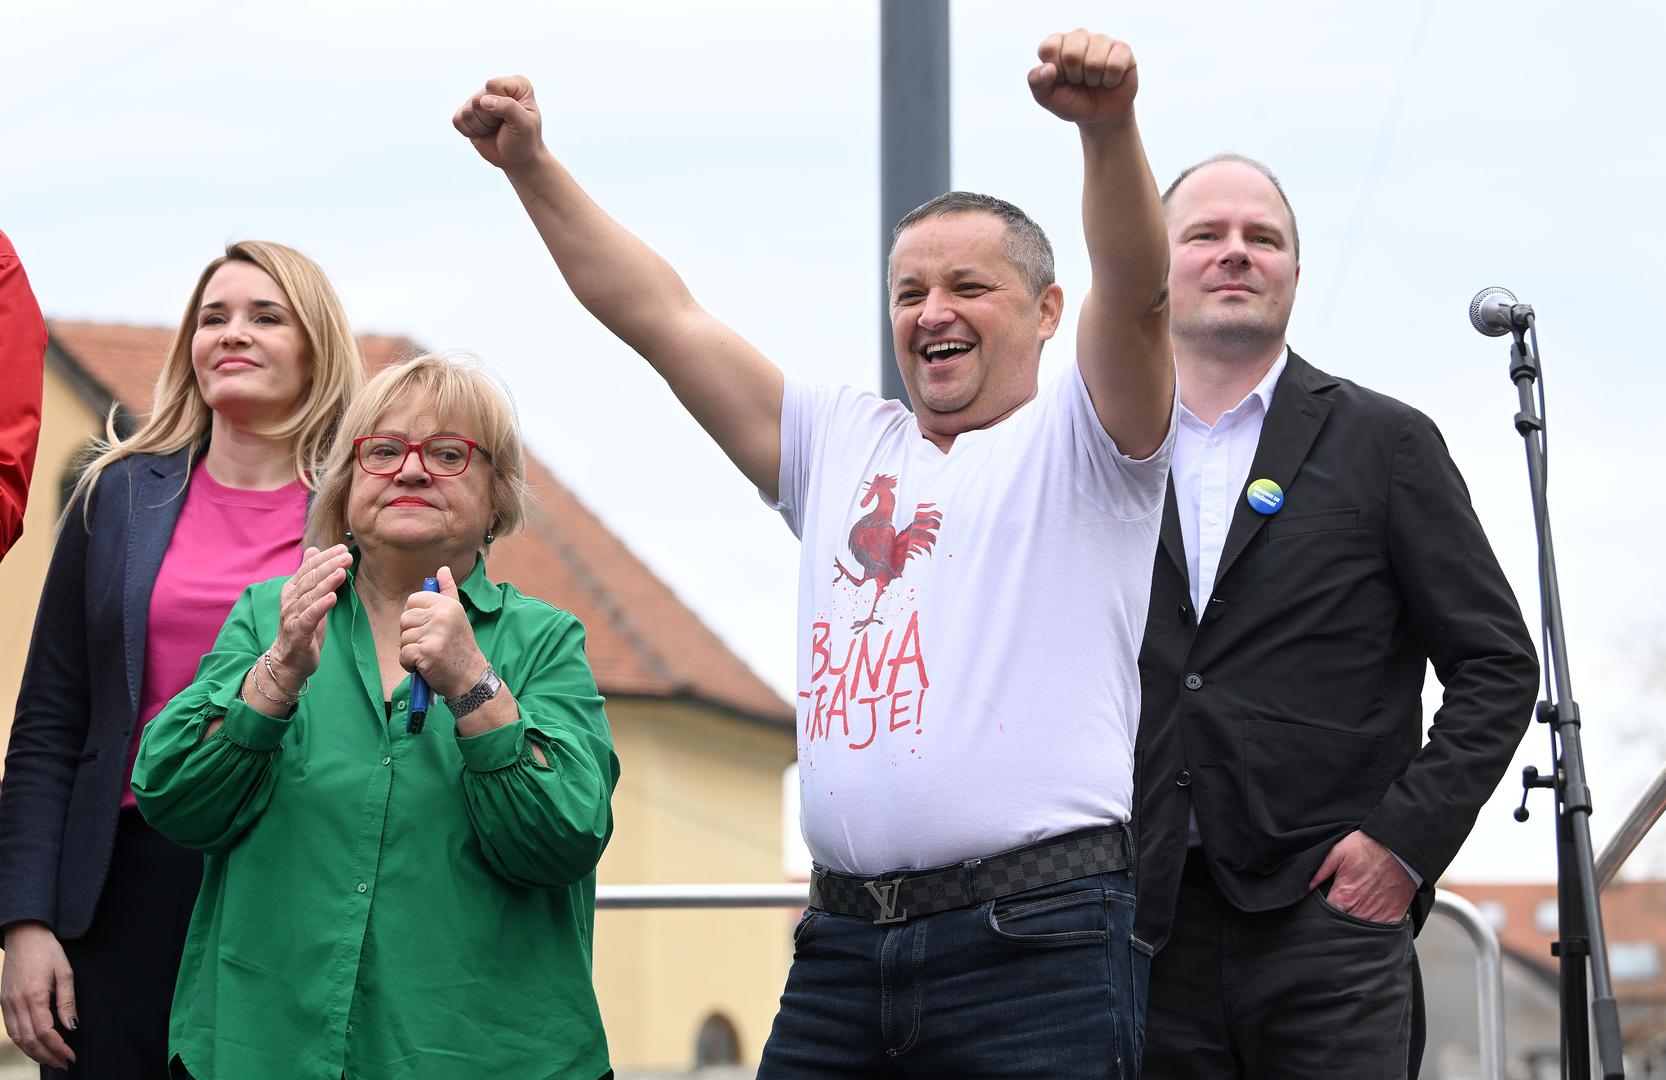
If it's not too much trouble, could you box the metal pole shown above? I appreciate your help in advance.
[879,0,950,404]
[1503,324,1624,1078]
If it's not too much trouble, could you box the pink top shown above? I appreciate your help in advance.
[122,463,308,810]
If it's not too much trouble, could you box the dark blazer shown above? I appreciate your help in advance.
[1133,351,1540,952]
[0,447,193,938]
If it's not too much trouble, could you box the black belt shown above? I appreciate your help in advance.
[807,825,1131,926]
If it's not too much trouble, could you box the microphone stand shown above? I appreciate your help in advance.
[1506,315,1624,1079]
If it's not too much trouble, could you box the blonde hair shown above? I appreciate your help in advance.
[69,240,364,511]
[306,353,528,552]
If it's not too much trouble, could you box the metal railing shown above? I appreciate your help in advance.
[1432,890,1507,1080]
[1597,760,1666,889]
[598,882,1507,1080]
[594,759,1666,1080]
[598,884,807,910]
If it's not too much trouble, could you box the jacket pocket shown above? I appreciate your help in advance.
[1266,507,1358,540]
[1243,718,1385,864]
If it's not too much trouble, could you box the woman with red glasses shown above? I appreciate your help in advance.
[0,241,362,1078]
[132,354,619,1080]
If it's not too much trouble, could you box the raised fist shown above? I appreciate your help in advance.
[454,75,546,173]
[1027,30,1139,125]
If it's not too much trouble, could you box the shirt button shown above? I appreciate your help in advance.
[1175,770,1193,788]
[396,701,407,711]
[1205,513,1219,525]
[357,882,367,894]
[1184,673,1204,691]
[382,757,392,766]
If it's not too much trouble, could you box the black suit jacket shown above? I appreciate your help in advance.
[1133,351,1539,952]
[0,448,193,938]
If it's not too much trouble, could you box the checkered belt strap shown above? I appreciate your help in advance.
[805,826,1130,926]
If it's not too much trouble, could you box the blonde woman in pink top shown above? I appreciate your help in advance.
[0,241,363,1077]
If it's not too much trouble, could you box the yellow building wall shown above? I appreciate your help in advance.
[595,698,798,1070]
[0,363,100,763]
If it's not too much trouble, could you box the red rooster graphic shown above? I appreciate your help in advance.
[833,474,943,631]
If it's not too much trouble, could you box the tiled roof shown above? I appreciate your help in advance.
[1446,880,1666,1002]
[45,320,792,726]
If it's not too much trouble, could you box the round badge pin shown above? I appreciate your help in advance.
[1246,478,1284,515]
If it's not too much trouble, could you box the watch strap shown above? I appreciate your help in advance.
[446,664,502,718]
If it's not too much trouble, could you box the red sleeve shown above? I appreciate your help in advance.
[0,229,48,557]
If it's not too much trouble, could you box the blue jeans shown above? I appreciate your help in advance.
[758,865,1149,1079]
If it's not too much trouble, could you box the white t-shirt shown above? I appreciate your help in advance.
[773,365,1176,875]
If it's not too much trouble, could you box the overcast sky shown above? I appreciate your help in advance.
[4,0,1661,884]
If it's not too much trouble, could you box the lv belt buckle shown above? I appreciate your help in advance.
[864,876,909,925]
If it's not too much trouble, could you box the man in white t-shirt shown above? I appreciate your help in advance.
[456,29,1175,1079]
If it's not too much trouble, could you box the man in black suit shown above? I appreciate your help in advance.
[1134,154,1540,1078]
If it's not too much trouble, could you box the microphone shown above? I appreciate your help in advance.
[407,576,440,733]
[1470,287,1535,337]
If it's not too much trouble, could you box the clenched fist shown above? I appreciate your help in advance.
[1028,30,1139,126]
[454,76,547,173]
[398,564,487,699]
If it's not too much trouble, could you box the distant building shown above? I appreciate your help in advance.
[0,322,798,1073]
[1425,880,1666,1078]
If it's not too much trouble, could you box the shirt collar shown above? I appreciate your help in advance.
[454,554,501,613]
[1179,346,1289,432]
[1243,347,1289,416]
[341,549,502,613]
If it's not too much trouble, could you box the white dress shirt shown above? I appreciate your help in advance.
[1173,351,1287,613]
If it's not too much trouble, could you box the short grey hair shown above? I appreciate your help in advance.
[889,191,1057,298]
[1163,153,1301,264]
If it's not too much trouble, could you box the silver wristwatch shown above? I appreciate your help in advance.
[446,664,502,718]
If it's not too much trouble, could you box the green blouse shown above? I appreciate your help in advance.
[132,557,618,1080]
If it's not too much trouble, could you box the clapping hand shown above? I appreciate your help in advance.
[264,545,353,694]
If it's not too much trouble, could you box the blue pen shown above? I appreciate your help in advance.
[407,576,440,734]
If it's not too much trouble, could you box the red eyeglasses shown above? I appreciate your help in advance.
[353,436,495,478]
